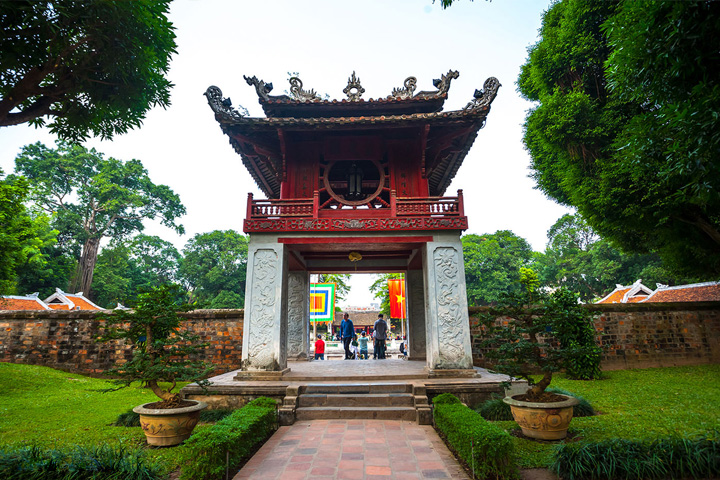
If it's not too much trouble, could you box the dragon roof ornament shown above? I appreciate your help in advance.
[343,71,365,101]
[288,77,321,102]
[244,75,273,101]
[204,86,247,121]
[464,77,501,111]
[415,70,460,98]
[388,76,417,100]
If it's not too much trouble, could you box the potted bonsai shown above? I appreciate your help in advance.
[99,285,213,446]
[480,268,601,440]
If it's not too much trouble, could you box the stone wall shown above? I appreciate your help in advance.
[0,309,243,375]
[469,302,720,370]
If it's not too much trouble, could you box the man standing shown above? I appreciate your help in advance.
[340,312,355,360]
[373,313,388,359]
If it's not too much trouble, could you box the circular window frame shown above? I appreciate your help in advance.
[322,158,385,207]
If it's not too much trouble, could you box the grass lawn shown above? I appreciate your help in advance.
[498,364,720,468]
[0,362,202,476]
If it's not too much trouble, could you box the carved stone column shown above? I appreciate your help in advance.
[286,271,309,360]
[422,238,474,373]
[406,268,426,359]
[236,242,289,378]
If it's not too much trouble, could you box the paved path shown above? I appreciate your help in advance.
[233,419,470,480]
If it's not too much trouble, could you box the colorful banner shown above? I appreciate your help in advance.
[310,283,336,322]
[388,278,406,319]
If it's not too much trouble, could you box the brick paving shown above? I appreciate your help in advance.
[233,419,469,480]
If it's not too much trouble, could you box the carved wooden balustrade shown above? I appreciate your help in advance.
[246,190,464,220]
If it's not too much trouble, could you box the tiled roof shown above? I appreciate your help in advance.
[44,288,103,310]
[645,282,720,303]
[0,296,50,311]
[333,311,383,327]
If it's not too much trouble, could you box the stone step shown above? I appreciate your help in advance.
[298,393,414,408]
[301,383,412,395]
[295,406,417,421]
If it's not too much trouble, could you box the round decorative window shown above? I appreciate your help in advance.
[322,159,385,207]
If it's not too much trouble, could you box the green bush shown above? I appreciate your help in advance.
[433,394,516,480]
[552,434,720,480]
[179,397,277,480]
[477,388,595,422]
[0,445,162,480]
[113,408,234,427]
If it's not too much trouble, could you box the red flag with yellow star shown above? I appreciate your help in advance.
[388,279,406,319]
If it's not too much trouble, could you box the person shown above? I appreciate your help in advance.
[340,312,354,360]
[357,331,369,359]
[399,339,408,359]
[350,336,359,360]
[373,313,388,359]
[314,334,325,360]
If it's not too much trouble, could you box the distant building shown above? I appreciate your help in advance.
[0,293,51,311]
[596,280,720,304]
[0,288,103,311]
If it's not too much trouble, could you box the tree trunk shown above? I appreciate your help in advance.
[78,237,101,295]
[528,371,553,399]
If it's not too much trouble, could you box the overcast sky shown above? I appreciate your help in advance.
[0,0,569,307]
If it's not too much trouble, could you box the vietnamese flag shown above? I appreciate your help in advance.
[388,279,406,319]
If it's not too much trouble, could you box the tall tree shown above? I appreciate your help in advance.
[317,274,351,303]
[14,142,185,296]
[0,0,176,141]
[519,0,720,277]
[369,273,404,330]
[0,169,57,294]
[462,231,535,306]
[179,230,248,309]
[537,213,697,302]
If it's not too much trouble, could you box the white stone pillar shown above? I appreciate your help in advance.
[286,271,309,360]
[239,242,289,374]
[422,237,473,371]
[406,268,427,359]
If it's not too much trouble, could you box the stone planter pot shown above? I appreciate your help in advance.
[503,394,579,440]
[133,400,208,446]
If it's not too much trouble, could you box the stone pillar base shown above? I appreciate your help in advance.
[233,368,291,381]
[426,368,478,378]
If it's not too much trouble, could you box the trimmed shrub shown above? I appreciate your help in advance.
[0,445,162,480]
[433,394,516,480]
[113,408,234,427]
[477,389,595,422]
[179,397,277,480]
[546,387,595,417]
[552,434,720,480]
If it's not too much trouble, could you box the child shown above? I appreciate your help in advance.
[314,334,325,360]
[358,331,369,359]
[350,336,359,360]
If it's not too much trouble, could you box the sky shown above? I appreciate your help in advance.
[0,0,570,307]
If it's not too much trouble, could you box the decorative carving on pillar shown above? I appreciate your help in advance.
[247,249,278,369]
[343,72,365,101]
[244,75,274,101]
[289,77,320,102]
[388,77,417,100]
[433,247,465,364]
[464,77,501,111]
[287,272,307,358]
[204,86,247,121]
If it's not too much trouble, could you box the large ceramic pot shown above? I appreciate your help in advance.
[503,394,579,440]
[133,400,208,446]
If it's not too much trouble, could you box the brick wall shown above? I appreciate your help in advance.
[0,309,243,375]
[469,302,720,370]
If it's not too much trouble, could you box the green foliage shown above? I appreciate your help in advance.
[317,273,351,302]
[370,273,404,320]
[546,388,595,418]
[462,231,535,306]
[179,397,277,480]
[477,389,594,422]
[433,394,517,480]
[536,214,697,302]
[0,0,176,141]
[552,434,720,480]
[0,444,163,480]
[113,408,234,427]
[179,230,248,309]
[519,0,720,278]
[14,141,185,296]
[479,279,601,398]
[433,392,463,405]
[97,285,212,405]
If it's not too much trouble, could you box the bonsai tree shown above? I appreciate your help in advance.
[480,268,601,402]
[98,284,212,408]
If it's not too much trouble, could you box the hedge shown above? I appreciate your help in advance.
[0,445,162,480]
[432,393,517,480]
[552,435,720,480]
[179,397,277,480]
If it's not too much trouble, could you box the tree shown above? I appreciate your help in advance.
[536,213,697,301]
[0,0,176,141]
[317,274,351,303]
[369,273,404,330]
[14,142,185,296]
[462,231,535,306]
[519,0,720,277]
[0,169,57,294]
[179,230,248,309]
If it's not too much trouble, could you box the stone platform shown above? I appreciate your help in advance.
[181,360,524,425]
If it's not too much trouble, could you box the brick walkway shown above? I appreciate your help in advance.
[233,419,469,480]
